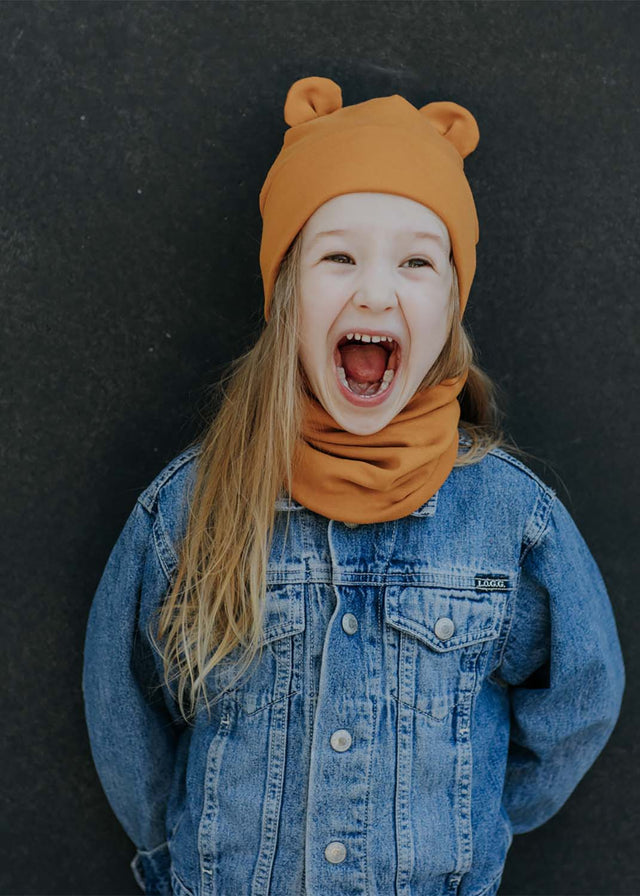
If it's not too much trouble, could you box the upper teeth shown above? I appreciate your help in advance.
[345,333,394,344]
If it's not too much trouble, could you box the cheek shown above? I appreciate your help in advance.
[297,307,328,371]
[299,292,340,351]
[409,301,451,360]
[428,304,451,342]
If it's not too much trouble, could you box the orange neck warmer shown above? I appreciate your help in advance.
[289,371,469,524]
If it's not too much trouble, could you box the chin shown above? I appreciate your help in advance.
[333,404,398,436]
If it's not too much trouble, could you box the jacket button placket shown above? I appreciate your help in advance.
[304,519,379,894]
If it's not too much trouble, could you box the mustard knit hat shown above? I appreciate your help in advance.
[258,75,480,322]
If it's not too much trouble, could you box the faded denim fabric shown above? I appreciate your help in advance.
[82,434,625,896]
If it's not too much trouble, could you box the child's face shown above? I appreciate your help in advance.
[298,193,453,434]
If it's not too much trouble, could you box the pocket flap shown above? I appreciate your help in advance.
[384,586,504,652]
[258,584,305,646]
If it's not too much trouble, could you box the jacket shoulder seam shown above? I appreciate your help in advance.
[495,489,556,676]
[520,487,557,565]
[485,445,556,496]
[484,446,559,555]
[137,444,202,513]
[152,504,180,585]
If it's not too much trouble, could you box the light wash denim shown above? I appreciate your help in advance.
[82,432,625,896]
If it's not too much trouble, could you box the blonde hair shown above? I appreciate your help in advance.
[149,232,545,725]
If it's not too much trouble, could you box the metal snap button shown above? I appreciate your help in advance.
[343,521,358,528]
[324,841,347,864]
[330,729,352,752]
[434,616,455,640]
[342,613,358,635]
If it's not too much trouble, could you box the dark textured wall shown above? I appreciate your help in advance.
[2,1,638,893]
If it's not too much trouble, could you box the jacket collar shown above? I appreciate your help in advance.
[274,492,438,517]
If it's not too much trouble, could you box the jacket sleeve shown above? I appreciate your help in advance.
[82,498,186,894]
[497,492,626,835]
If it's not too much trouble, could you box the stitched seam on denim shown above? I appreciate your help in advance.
[153,503,178,585]
[491,566,521,675]
[130,852,145,890]
[138,839,170,857]
[496,492,557,676]
[487,446,556,498]
[137,444,202,512]
[495,491,555,674]
[521,488,556,565]
[135,496,155,522]
[170,866,196,896]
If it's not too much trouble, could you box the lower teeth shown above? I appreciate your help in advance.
[337,366,394,396]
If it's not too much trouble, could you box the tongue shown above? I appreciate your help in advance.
[340,343,388,383]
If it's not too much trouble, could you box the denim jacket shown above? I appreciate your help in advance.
[82,433,625,896]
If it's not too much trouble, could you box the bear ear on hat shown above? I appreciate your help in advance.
[419,100,479,159]
[284,76,343,127]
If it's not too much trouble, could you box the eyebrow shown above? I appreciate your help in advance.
[310,229,446,248]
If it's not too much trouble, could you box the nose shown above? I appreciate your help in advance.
[353,267,399,312]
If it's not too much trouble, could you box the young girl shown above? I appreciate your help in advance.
[82,76,625,896]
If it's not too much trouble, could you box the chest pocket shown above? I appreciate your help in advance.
[384,585,506,722]
[210,584,305,716]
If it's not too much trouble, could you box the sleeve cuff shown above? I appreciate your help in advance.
[130,841,172,895]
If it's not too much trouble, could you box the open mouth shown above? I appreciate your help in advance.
[332,333,401,403]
